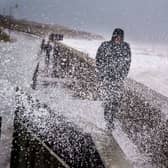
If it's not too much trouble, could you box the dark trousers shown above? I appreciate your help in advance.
[98,80,123,125]
[45,53,50,66]
[104,94,121,125]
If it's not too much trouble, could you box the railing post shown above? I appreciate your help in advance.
[0,116,2,139]
[31,62,39,90]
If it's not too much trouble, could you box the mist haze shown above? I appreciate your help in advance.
[1,0,168,43]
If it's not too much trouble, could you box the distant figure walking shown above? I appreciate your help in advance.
[96,28,131,130]
[52,43,61,77]
[40,38,46,53]
[45,41,52,66]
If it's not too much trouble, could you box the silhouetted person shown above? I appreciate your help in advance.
[96,28,131,130]
[45,41,52,66]
[52,43,61,77]
[40,38,46,53]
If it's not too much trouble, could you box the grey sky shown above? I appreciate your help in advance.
[1,0,168,43]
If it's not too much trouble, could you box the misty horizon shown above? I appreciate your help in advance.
[0,0,168,43]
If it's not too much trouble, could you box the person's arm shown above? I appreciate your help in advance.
[122,43,131,79]
[96,42,106,80]
[96,42,106,72]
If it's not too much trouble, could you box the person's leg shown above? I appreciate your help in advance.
[104,100,114,128]
[104,87,122,130]
[48,54,50,65]
[45,53,50,66]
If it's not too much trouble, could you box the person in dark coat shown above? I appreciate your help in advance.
[52,43,61,77]
[96,28,131,130]
[40,38,46,53]
[45,41,52,66]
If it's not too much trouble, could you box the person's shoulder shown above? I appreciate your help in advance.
[123,41,130,47]
[122,41,131,50]
[100,41,111,48]
[101,40,111,46]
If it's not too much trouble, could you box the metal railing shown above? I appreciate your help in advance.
[10,88,105,168]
